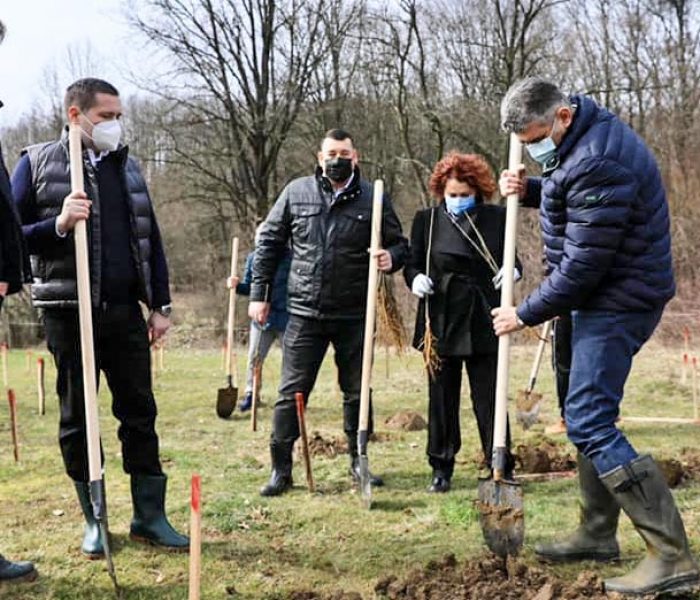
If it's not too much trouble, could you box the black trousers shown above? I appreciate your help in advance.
[552,313,572,420]
[427,353,513,478]
[272,314,372,446]
[44,304,163,482]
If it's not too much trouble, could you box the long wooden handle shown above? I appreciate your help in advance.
[225,237,239,380]
[493,134,522,480]
[37,358,46,416]
[8,389,19,462]
[359,181,383,433]
[295,392,314,492]
[69,124,102,484]
[188,474,202,600]
[526,320,552,393]
[2,343,8,388]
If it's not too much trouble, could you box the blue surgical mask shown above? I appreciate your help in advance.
[444,195,476,215]
[526,119,559,166]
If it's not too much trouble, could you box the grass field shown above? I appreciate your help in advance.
[0,340,699,599]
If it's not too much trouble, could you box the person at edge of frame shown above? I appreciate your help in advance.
[248,128,409,497]
[494,76,699,596]
[226,220,292,412]
[404,152,522,494]
[12,77,189,559]
[0,17,37,586]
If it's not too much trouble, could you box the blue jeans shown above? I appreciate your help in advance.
[565,308,663,475]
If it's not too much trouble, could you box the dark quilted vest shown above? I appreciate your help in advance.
[23,129,153,308]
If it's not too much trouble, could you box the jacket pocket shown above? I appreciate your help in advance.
[290,203,322,242]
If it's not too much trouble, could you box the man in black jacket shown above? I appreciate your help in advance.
[0,19,37,586]
[249,129,408,496]
[13,78,188,557]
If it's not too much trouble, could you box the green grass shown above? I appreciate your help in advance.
[0,342,699,598]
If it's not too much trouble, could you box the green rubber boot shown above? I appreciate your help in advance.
[129,474,189,552]
[601,455,700,596]
[74,481,104,559]
[0,554,37,583]
[535,453,620,562]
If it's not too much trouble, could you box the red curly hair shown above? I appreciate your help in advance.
[428,152,497,202]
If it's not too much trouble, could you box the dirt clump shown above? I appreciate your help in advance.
[288,592,362,600]
[658,449,700,488]
[515,439,576,474]
[374,553,626,600]
[385,411,427,431]
[307,432,348,458]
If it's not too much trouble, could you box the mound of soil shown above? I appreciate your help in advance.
[515,440,576,474]
[659,448,700,488]
[374,554,625,600]
[385,411,427,431]
[307,432,348,458]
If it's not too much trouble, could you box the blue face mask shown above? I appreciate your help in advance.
[444,195,476,215]
[526,119,559,166]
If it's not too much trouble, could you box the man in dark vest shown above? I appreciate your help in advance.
[0,18,37,586]
[12,78,188,557]
[249,129,408,496]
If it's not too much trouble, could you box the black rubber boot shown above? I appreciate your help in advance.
[347,435,384,487]
[130,474,189,552]
[74,481,105,559]
[260,441,294,497]
[600,455,699,596]
[536,453,620,563]
[0,554,37,583]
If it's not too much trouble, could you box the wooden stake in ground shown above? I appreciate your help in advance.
[295,392,314,493]
[25,350,33,374]
[69,123,119,594]
[1,342,8,389]
[37,358,46,416]
[8,389,19,462]
[188,474,202,600]
[682,353,689,386]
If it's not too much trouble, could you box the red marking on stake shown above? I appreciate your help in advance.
[684,353,689,364]
[693,357,698,368]
[683,326,690,341]
[191,474,201,512]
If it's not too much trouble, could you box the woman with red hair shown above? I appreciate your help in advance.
[404,152,520,493]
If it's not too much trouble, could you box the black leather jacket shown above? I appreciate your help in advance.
[251,167,408,319]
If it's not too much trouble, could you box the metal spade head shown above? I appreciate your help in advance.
[217,377,237,419]
[515,390,542,430]
[99,521,122,598]
[477,478,524,558]
[359,454,372,509]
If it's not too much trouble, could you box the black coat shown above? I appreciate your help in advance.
[251,167,408,320]
[404,203,519,357]
[0,141,30,296]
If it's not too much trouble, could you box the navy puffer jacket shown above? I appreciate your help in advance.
[517,95,675,326]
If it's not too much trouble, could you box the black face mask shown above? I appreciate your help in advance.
[324,157,353,183]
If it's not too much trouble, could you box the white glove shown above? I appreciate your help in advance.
[411,274,434,298]
[492,267,522,290]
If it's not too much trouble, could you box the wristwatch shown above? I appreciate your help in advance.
[153,304,172,318]
[516,315,525,328]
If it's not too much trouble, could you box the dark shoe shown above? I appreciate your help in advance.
[0,554,37,583]
[349,456,384,487]
[260,441,294,497]
[130,474,189,552]
[74,481,105,559]
[536,453,620,563]
[428,476,450,493]
[601,455,699,596]
[238,392,253,412]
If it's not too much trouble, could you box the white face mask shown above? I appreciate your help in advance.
[81,115,122,152]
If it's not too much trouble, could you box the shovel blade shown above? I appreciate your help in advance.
[515,390,542,430]
[99,521,121,597]
[216,385,237,419]
[359,454,372,509]
[477,478,524,558]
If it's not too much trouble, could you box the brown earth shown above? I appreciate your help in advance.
[307,432,349,458]
[373,554,632,600]
[515,439,576,474]
[385,411,428,431]
[659,448,700,488]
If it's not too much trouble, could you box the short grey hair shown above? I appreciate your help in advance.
[500,77,571,133]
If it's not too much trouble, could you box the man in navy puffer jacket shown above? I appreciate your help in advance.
[495,78,698,597]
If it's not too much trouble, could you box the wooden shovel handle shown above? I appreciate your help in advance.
[493,134,522,480]
[225,238,239,380]
[526,320,552,393]
[295,392,314,492]
[358,181,383,435]
[69,124,102,484]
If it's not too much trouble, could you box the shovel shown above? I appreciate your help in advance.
[295,392,314,493]
[69,123,120,595]
[357,180,383,510]
[478,133,525,559]
[516,320,552,429]
[217,237,239,419]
